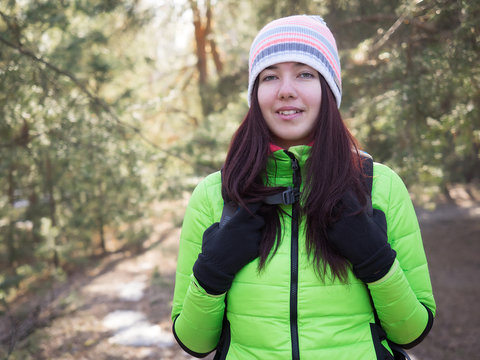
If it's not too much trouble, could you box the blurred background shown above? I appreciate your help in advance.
[1,0,479,359]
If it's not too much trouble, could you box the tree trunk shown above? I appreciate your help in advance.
[28,186,42,245]
[189,0,220,118]
[190,0,210,86]
[99,213,106,254]
[98,183,106,254]
[7,164,16,266]
[45,156,59,268]
[209,38,223,75]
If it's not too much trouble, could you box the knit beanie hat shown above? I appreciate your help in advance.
[248,15,342,108]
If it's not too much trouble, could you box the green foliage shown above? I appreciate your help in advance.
[337,0,480,191]
[0,0,156,301]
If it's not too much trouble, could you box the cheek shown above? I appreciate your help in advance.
[305,87,322,114]
[257,85,274,110]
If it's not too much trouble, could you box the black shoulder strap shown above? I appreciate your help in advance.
[360,151,373,191]
[220,200,237,228]
[360,151,374,215]
[219,168,237,227]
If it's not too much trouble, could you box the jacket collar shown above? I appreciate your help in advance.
[266,145,310,184]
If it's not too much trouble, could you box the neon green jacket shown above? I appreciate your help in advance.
[171,146,436,359]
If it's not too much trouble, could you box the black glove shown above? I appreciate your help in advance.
[193,202,264,295]
[327,192,396,283]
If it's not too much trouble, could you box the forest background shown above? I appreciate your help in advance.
[0,0,479,359]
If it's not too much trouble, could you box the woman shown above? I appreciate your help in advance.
[171,15,435,360]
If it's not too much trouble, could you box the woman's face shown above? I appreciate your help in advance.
[257,62,322,149]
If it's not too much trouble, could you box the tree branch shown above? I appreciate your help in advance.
[0,34,215,172]
[339,14,437,34]
[370,14,407,53]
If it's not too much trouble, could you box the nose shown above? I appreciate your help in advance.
[277,77,297,99]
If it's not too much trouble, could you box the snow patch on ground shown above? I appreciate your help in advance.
[103,310,174,347]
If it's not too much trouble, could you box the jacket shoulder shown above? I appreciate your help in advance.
[371,162,409,206]
[372,161,400,180]
[371,161,419,249]
[186,170,223,224]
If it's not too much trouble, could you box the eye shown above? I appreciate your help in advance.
[299,72,315,79]
[261,74,277,82]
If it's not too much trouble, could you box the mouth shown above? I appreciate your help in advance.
[277,110,302,116]
[277,108,303,116]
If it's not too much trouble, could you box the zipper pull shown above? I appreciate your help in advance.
[283,150,301,191]
[291,157,299,171]
[283,150,299,170]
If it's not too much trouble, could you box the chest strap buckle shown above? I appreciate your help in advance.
[264,187,300,205]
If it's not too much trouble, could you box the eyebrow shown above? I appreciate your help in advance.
[264,62,307,70]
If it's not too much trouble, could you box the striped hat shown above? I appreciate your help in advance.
[248,15,342,108]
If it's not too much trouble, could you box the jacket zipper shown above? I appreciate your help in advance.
[285,151,301,360]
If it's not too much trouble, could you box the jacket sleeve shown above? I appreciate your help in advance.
[171,174,225,356]
[368,164,436,347]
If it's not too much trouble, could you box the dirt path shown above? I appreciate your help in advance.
[42,222,194,360]
[409,201,480,360]
[2,196,480,360]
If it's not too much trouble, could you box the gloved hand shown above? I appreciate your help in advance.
[327,192,396,283]
[193,202,264,295]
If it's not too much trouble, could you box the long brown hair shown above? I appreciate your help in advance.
[222,76,367,281]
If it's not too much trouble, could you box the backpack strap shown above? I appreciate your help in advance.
[220,200,237,228]
[263,187,300,205]
[219,168,237,228]
[360,151,374,216]
[360,151,373,190]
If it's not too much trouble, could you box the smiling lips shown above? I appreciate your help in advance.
[279,110,300,115]
[277,108,303,118]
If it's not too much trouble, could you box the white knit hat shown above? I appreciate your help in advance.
[248,15,342,108]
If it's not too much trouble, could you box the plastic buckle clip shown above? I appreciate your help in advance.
[281,187,300,205]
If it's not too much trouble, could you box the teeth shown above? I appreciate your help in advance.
[279,110,299,115]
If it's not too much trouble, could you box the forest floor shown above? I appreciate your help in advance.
[1,187,479,360]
